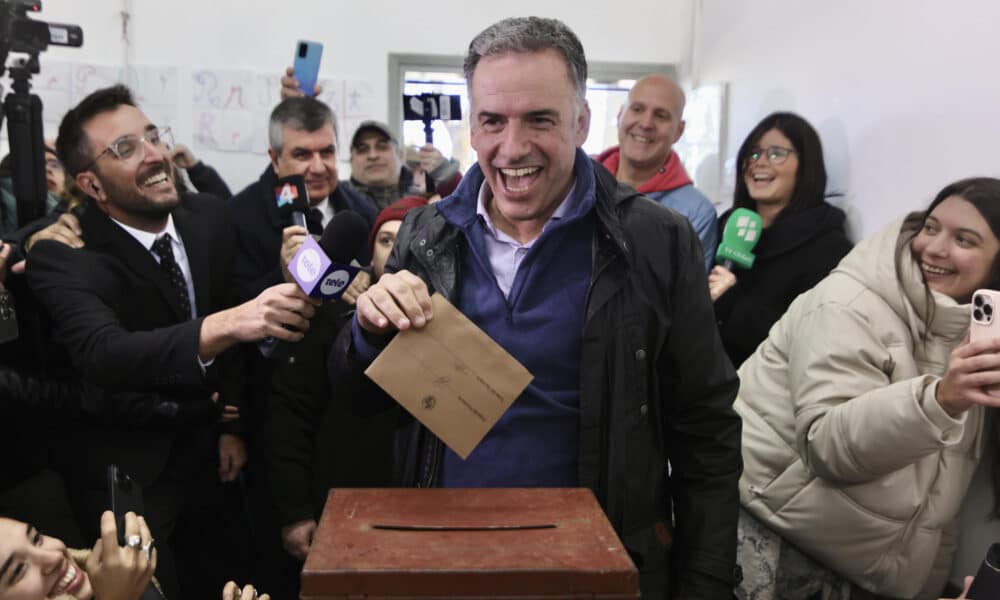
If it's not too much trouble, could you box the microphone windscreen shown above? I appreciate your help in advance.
[319,210,370,264]
[715,208,763,269]
[273,174,310,217]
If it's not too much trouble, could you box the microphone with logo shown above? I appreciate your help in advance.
[273,173,311,230]
[715,208,763,270]
[260,210,370,358]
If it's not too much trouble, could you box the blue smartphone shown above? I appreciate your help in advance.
[293,40,323,97]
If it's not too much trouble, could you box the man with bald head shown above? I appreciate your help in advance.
[598,74,718,270]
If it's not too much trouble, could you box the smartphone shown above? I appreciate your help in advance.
[967,543,1000,599]
[970,289,1000,343]
[293,40,323,97]
[107,464,144,546]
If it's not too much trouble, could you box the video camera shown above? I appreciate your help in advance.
[1,0,83,228]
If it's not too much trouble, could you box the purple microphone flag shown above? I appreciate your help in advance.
[289,236,362,301]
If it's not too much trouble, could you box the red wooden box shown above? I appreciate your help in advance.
[301,488,639,599]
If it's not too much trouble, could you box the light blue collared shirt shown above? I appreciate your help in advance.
[474,181,577,298]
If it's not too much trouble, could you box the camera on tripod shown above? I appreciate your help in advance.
[1,0,83,228]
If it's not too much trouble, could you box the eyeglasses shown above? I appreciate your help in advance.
[45,158,63,171]
[745,145,796,167]
[83,126,174,171]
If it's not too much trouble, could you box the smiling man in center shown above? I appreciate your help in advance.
[334,16,743,598]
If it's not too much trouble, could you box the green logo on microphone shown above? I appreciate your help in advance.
[715,208,762,269]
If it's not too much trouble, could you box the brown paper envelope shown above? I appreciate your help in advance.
[365,293,533,459]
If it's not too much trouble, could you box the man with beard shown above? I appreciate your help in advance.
[25,85,318,599]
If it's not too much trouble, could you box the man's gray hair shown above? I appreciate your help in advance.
[268,96,338,155]
[463,17,588,102]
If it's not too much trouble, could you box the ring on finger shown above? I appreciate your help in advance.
[125,534,142,549]
[142,538,155,561]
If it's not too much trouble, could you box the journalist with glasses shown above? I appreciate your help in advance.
[708,111,853,367]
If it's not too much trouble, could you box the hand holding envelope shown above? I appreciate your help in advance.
[365,293,533,459]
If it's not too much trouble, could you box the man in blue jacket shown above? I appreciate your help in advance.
[337,17,742,599]
[597,74,719,271]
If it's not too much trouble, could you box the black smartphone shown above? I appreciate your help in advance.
[107,464,144,546]
[967,543,1000,599]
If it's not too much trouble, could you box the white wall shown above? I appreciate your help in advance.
[695,0,1000,240]
[12,0,691,192]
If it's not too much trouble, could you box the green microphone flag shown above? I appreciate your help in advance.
[715,208,762,269]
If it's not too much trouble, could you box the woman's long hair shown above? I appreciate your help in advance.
[903,177,1000,517]
[732,112,827,221]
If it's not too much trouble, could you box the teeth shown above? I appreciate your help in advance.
[57,563,76,592]
[500,167,540,177]
[631,134,652,143]
[923,263,952,275]
[143,172,168,186]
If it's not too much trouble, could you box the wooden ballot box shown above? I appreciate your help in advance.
[301,488,639,599]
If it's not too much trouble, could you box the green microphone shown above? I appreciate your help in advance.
[715,208,763,269]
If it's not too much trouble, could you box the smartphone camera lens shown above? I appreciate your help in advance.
[299,43,308,58]
[975,295,985,307]
[975,309,984,321]
[986,304,994,316]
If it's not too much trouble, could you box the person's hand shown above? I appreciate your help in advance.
[418,144,446,173]
[355,270,433,335]
[222,581,270,600]
[280,225,309,284]
[229,283,319,343]
[341,270,371,306]
[708,265,737,302]
[218,433,247,482]
[169,144,199,170]
[280,66,322,100]
[85,511,156,600]
[26,212,84,252]
[280,519,317,561]
[940,575,974,599]
[937,334,1000,417]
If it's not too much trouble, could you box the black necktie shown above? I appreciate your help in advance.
[306,208,324,236]
[152,234,192,318]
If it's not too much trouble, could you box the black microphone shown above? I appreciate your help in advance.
[259,211,370,359]
[318,209,370,265]
[273,174,310,228]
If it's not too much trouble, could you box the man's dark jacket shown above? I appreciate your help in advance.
[25,194,244,487]
[333,158,743,599]
[228,164,376,303]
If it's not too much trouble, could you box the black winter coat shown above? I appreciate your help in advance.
[714,202,853,368]
[332,158,743,599]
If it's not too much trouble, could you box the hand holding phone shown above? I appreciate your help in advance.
[292,40,323,97]
[107,464,144,546]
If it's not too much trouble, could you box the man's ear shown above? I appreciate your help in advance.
[673,119,686,144]
[75,172,103,200]
[268,147,280,175]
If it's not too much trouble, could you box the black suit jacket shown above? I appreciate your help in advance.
[26,194,242,487]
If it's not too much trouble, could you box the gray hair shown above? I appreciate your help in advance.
[463,17,588,102]
[268,97,338,155]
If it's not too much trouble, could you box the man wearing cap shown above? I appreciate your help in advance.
[278,72,462,209]
[345,121,461,210]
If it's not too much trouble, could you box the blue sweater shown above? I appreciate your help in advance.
[436,152,596,487]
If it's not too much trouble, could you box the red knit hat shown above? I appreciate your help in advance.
[369,195,429,253]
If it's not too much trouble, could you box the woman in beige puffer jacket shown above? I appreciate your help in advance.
[736,177,1000,600]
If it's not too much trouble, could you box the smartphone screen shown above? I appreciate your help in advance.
[293,40,323,97]
[107,465,144,546]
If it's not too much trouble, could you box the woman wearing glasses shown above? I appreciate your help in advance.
[709,112,852,367]
[734,177,1000,599]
